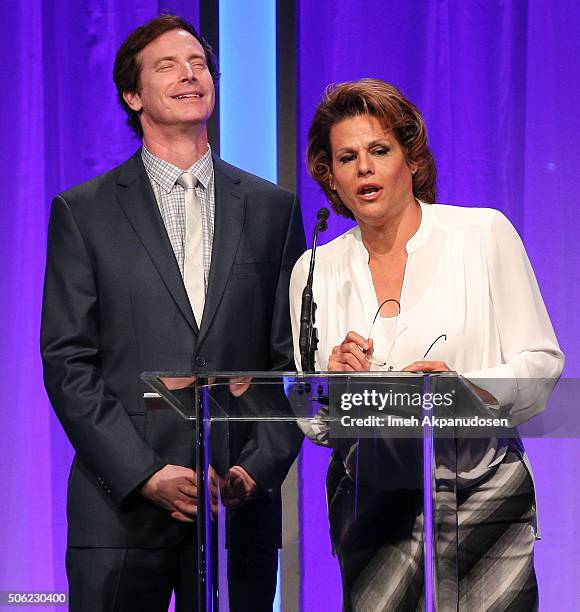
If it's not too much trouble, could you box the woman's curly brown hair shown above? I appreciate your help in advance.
[307,79,437,219]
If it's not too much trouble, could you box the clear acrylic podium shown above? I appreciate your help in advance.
[142,371,505,612]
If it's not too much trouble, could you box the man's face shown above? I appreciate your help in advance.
[124,29,215,136]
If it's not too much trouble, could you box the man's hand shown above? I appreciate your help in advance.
[141,464,198,523]
[229,376,253,397]
[220,466,259,510]
[171,466,222,521]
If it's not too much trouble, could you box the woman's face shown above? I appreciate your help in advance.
[329,114,415,224]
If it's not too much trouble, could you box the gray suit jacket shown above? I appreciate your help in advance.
[41,150,306,548]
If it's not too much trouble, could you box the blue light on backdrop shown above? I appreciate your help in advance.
[219,0,277,183]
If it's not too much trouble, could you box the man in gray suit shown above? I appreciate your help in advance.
[41,14,305,611]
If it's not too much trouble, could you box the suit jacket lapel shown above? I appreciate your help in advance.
[116,151,198,334]
[198,156,246,346]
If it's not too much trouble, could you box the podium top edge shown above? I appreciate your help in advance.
[140,371,459,379]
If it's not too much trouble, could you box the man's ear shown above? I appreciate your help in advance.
[123,91,142,112]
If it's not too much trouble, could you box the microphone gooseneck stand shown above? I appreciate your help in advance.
[299,207,329,372]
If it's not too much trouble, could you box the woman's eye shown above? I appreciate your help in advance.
[158,64,173,71]
[373,147,389,156]
[339,154,355,164]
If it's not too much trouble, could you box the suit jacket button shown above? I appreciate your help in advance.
[195,356,206,367]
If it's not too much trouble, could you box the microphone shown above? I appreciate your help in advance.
[316,206,329,232]
[299,207,329,372]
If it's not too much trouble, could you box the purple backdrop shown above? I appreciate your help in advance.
[0,0,200,600]
[0,0,579,609]
[297,1,580,609]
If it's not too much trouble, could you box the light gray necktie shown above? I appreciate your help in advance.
[177,172,205,326]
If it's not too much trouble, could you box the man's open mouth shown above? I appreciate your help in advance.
[173,93,202,100]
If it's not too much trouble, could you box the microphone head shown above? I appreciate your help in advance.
[316,207,329,232]
[317,207,330,222]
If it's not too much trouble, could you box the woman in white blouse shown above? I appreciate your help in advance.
[290,79,563,611]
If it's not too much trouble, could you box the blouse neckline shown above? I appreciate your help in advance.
[352,201,432,261]
[347,201,435,325]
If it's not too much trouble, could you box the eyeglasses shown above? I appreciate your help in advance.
[366,298,447,370]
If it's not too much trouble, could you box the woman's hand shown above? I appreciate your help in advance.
[402,362,497,405]
[328,331,374,372]
[402,360,450,373]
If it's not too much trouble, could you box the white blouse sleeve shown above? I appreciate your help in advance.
[462,210,564,424]
[289,251,311,371]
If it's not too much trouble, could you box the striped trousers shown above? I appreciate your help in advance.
[327,447,538,611]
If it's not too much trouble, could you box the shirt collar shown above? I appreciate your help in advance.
[405,201,432,253]
[189,145,213,190]
[141,144,213,194]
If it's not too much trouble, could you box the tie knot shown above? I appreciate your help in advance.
[177,172,196,190]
